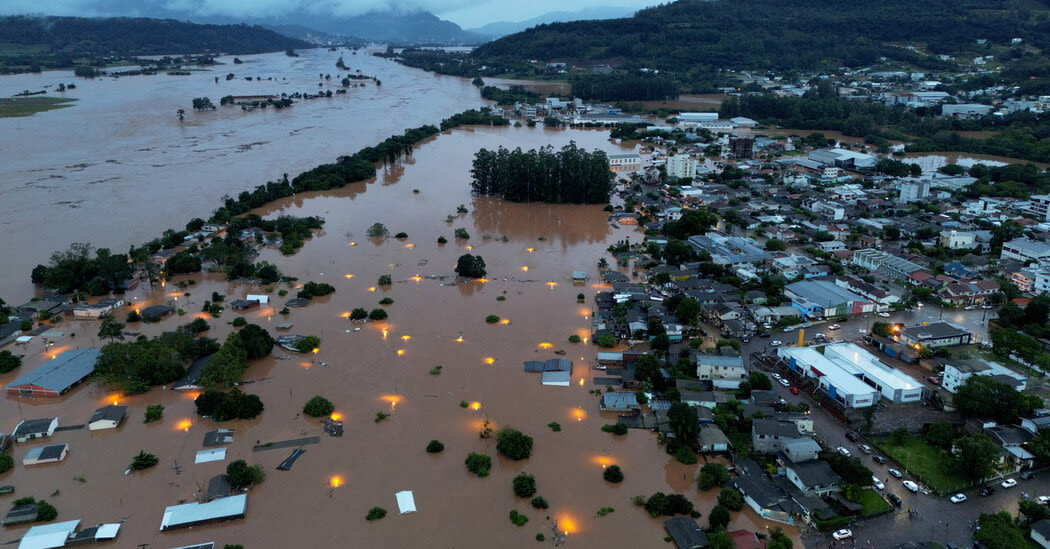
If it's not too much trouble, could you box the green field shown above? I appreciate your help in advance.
[852,488,892,517]
[0,96,77,118]
[875,435,972,494]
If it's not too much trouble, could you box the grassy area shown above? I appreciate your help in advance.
[875,435,971,495]
[0,42,50,56]
[851,488,892,517]
[0,96,77,118]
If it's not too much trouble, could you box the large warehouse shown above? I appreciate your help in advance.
[4,348,100,397]
[785,280,875,319]
[777,346,879,408]
[823,343,924,403]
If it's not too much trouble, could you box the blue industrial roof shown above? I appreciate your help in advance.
[5,348,99,393]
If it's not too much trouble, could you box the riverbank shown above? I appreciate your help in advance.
[0,95,76,117]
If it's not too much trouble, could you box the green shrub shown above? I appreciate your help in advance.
[485,315,501,324]
[0,454,13,475]
[366,507,387,520]
[35,501,57,522]
[368,308,388,320]
[466,452,492,477]
[429,365,443,375]
[602,423,628,435]
[350,308,368,320]
[378,274,392,286]
[303,396,335,417]
[375,411,390,423]
[674,446,697,464]
[718,487,744,511]
[509,509,528,526]
[455,228,470,239]
[130,450,159,471]
[437,236,447,244]
[379,297,394,305]
[568,335,581,343]
[496,295,506,301]
[513,473,537,497]
[395,232,408,239]
[366,223,388,237]
[426,440,444,453]
[496,427,533,460]
[227,459,264,490]
[536,533,545,541]
[144,404,164,423]
[547,422,561,432]
[530,496,548,509]
[459,400,469,408]
[697,463,730,490]
[596,507,615,517]
[603,465,624,483]
[231,317,247,327]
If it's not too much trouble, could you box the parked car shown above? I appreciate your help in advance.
[1021,471,1037,480]
[873,455,887,464]
[872,476,885,490]
[858,444,872,454]
[964,305,976,311]
[979,487,995,496]
[858,329,868,334]
[887,493,902,506]
[982,305,993,310]
[836,446,851,457]
[878,312,891,318]
[903,480,919,492]
[771,373,781,380]
[771,340,783,347]
[926,376,941,385]
[832,529,853,540]
[790,386,799,395]
[950,493,967,503]
[888,468,902,479]
[1002,478,1018,488]
[845,432,859,442]
[779,378,790,387]
[829,324,841,330]
[1038,496,1050,505]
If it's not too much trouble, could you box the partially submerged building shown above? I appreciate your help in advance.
[23,443,69,465]
[5,348,100,397]
[88,405,127,431]
[159,494,247,530]
[12,417,58,443]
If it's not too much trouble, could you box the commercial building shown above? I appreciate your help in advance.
[898,180,930,203]
[784,280,874,318]
[687,233,772,268]
[678,112,719,123]
[941,103,994,118]
[5,348,100,397]
[851,249,928,280]
[1027,195,1050,222]
[898,322,973,348]
[777,347,879,408]
[823,343,924,403]
[1002,238,1050,264]
[608,153,642,172]
[939,230,977,250]
[942,359,1026,393]
[667,154,698,179]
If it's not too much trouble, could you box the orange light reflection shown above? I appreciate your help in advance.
[175,419,192,432]
[483,357,495,365]
[470,401,482,411]
[330,476,344,487]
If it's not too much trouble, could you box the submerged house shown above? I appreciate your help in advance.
[159,494,247,530]
[88,405,127,431]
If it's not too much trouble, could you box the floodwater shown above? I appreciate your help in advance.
[0,123,802,547]
[0,47,488,302]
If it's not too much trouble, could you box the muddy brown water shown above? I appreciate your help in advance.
[0,124,801,547]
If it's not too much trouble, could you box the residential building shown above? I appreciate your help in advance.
[608,153,641,172]
[12,417,58,443]
[898,322,973,348]
[88,404,127,431]
[1014,266,1050,294]
[752,418,807,455]
[1031,519,1050,549]
[729,137,754,159]
[939,230,976,250]
[782,458,841,496]
[942,359,1026,393]
[600,392,641,412]
[695,354,747,390]
[159,494,247,530]
[1002,238,1050,264]
[667,154,699,179]
[777,347,879,408]
[664,516,709,549]
[698,424,731,453]
[1026,195,1050,221]
[833,276,900,310]
[1022,410,1050,435]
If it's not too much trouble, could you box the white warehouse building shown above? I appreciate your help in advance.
[777,346,878,408]
[823,343,924,403]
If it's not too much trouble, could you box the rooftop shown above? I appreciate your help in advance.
[900,321,971,341]
[5,348,100,394]
[159,494,247,530]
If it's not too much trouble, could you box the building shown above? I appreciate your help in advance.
[1013,266,1050,295]
[72,297,123,319]
[852,248,928,280]
[784,280,874,318]
[159,494,247,530]
[5,348,100,397]
[942,359,1026,393]
[663,516,709,549]
[698,424,730,453]
[808,148,876,169]
[608,153,641,172]
[1032,519,1050,549]
[667,154,699,179]
[777,347,879,408]
[898,322,973,348]
[23,443,69,465]
[729,138,754,159]
[752,418,807,455]
[1027,195,1050,221]
[88,404,127,431]
[695,354,747,390]
[1002,238,1050,264]
[600,392,640,412]
[687,233,771,268]
[823,343,924,403]
[678,112,719,123]
[898,180,930,203]
[941,103,993,118]
[12,417,58,443]
[939,230,976,250]
[782,459,841,496]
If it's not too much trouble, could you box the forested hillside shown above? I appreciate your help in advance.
[473,0,1050,72]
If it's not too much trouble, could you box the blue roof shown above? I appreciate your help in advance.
[5,348,99,393]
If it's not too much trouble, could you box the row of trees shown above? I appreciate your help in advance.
[470,143,613,204]
[198,325,273,388]
[569,74,679,102]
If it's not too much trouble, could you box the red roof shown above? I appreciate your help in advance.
[728,530,768,549]
[910,271,933,282]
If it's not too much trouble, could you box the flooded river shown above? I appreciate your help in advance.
[0,56,801,548]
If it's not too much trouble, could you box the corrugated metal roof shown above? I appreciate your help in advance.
[5,348,100,393]
[160,494,246,530]
[17,519,80,549]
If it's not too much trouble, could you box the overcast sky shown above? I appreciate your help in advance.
[0,0,664,28]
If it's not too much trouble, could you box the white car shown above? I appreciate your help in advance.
[1037,496,1050,505]
[771,340,783,347]
[872,476,885,490]
[1002,478,1018,488]
[950,493,967,503]
[779,378,790,387]
[771,373,782,380]
[858,329,868,334]
[964,305,976,311]
[982,305,993,310]
[887,468,902,479]
[832,529,852,540]
[836,446,851,457]
[829,324,841,330]
[903,480,919,492]
[878,312,891,318]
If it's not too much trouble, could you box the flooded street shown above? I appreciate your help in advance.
[0,48,488,302]
[0,123,801,547]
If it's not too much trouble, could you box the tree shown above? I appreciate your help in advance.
[1029,430,1050,462]
[496,427,533,460]
[746,371,772,390]
[954,375,1042,424]
[923,422,957,450]
[227,459,264,490]
[674,298,701,324]
[296,335,321,353]
[465,452,492,477]
[0,350,21,374]
[768,528,794,549]
[954,435,999,479]
[974,511,1030,549]
[826,455,873,487]
[378,274,392,286]
[635,353,662,387]
[186,317,210,334]
[708,505,731,530]
[98,316,125,342]
[95,338,186,393]
[238,324,274,359]
[368,308,388,321]
[643,492,670,517]
[0,454,13,475]
[303,396,335,417]
[455,254,487,278]
[764,238,786,251]
[130,450,159,470]
[668,402,699,445]
[35,501,57,522]
[367,223,389,237]
[717,487,743,511]
[604,465,624,483]
[512,473,537,497]
[199,333,249,388]
[596,333,617,347]
[144,404,164,423]
[871,321,893,337]
[697,463,729,490]
[426,440,444,453]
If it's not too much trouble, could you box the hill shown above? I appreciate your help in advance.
[472,0,1050,73]
[468,6,637,39]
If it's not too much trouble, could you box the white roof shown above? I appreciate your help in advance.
[824,342,921,391]
[194,448,227,464]
[18,520,80,549]
[245,294,269,304]
[16,336,33,343]
[541,370,571,386]
[778,346,878,398]
[94,523,121,540]
[160,494,247,530]
[395,490,416,514]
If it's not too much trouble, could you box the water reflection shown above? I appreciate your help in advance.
[469,196,611,248]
